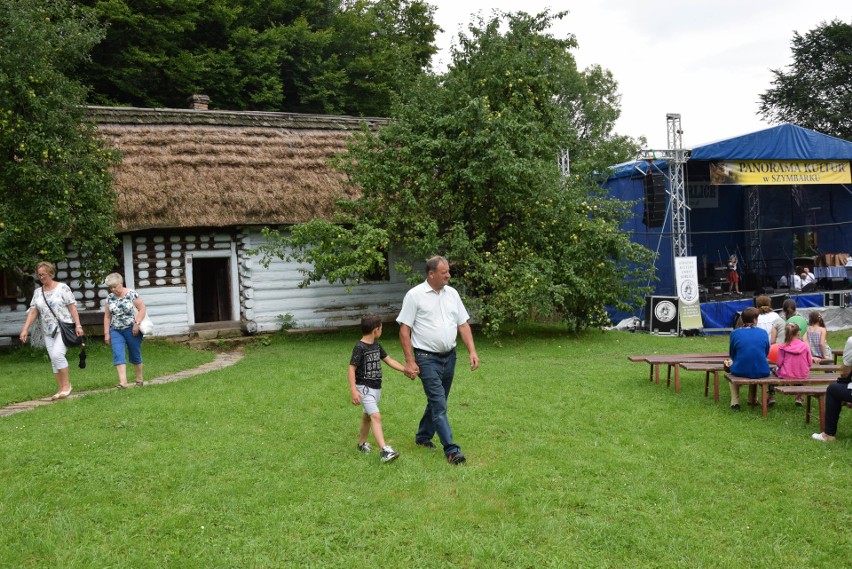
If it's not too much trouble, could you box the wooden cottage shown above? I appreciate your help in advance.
[0,103,412,341]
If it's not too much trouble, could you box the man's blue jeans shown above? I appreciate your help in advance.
[415,348,459,456]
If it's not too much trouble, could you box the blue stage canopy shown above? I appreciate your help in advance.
[600,123,852,323]
[605,124,852,181]
[690,124,852,161]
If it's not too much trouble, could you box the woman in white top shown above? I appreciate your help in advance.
[18,261,84,400]
[755,295,785,344]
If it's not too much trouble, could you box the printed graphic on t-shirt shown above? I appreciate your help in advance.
[350,341,388,389]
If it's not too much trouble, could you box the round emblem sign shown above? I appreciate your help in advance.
[654,300,676,323]
[680,279,698,303]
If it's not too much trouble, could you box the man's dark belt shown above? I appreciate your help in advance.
[414,347,455,357]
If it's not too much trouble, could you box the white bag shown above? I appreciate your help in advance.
[133,306,154,335]
[138,314,154,336]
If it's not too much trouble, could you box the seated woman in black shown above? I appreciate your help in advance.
[812,335,852,441]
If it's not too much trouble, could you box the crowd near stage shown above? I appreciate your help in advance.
[643,287,852,335]
[603,123,852,338]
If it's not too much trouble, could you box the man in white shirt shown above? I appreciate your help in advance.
[801,267,816,288]
[789,271,803,291]
[398,256,479,465]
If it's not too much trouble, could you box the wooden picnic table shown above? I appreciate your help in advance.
[724,373,838,417]
[628,353,728,391]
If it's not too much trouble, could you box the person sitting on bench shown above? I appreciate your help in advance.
[774,322,811,406]
[801,267,816,290]
[812,335,852,442]
[724,307,771,410]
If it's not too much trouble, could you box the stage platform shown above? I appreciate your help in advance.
[700,290,852,332]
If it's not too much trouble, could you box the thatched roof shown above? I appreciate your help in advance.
[88,106,386,232]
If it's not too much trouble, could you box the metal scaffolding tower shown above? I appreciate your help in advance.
[666,114,689,259]
[637,114,691,263]
[745,185,765,276]
[558,148,570,177]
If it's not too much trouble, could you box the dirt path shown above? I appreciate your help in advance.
[0,350,244,418]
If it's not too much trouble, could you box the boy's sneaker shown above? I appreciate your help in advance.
[380,446,399,463]
[447,452,466,465]
[795,396,804,406]
[357,442,372,453]
[416,440,436,449]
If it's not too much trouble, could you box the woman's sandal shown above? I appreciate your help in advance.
[116,383,128,389]
[51,388,73,400]
[135,380,144,387]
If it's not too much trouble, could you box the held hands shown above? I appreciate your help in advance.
[404,362,419,380]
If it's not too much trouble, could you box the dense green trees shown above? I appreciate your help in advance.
[255,11,654,333]
[0,0,118,289]
[77,0,439,116]
[759,19,852,140]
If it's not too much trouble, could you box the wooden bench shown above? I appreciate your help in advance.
[629,353,728,392]
[679,362,725,402]
[678,362,840,403]
[832,348,844,365]
[724,373,839,417]
[774,385,827,431]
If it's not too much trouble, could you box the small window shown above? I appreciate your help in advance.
[1,270,21,300]
[363,250,390,282]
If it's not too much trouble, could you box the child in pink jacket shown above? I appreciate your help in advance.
[774,322,812,405]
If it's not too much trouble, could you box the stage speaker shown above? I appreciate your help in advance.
[642,173,666,228]
[827,277,848,290]
[743,273,761,292]
[644,295,679,335]
[754,286,775,295]
[824,292,846,307]
[770,293,789,311]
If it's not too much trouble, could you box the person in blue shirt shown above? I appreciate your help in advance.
[724,307,770,410]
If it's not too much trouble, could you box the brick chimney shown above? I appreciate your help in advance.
[187,94,210,110]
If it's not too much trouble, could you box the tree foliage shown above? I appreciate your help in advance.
[254,11,655,334]
[77,0,439,116]
[758,19,852,140]
[0,0,119,290]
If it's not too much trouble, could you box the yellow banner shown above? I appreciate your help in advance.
[709,160,851,185]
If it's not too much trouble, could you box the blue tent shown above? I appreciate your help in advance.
[690,124,852,160]
[602,124,852,304]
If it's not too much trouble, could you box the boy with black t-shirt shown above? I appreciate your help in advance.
[349,313,407,462]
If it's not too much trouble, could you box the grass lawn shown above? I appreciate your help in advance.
[0,325,850,567]
[0,340,215,406]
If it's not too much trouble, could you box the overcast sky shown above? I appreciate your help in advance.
[428,1,849,149]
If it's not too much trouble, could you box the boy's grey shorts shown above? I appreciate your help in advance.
[357,384,382,415]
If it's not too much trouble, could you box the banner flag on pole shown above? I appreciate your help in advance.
[675,256,704,331]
